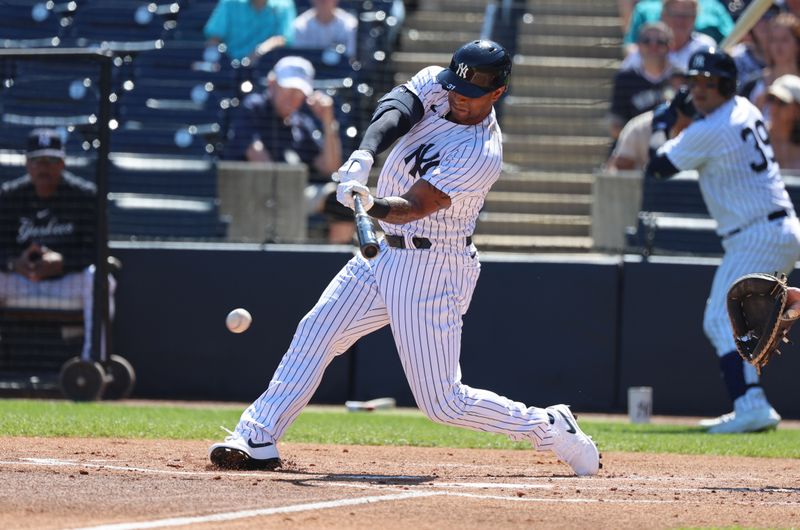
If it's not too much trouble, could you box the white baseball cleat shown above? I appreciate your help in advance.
[209,428,281,470]
[705,406,780,434]
[545,404,601,476]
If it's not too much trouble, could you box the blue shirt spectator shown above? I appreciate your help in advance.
[204,0,296,61]
[624,0,734,46]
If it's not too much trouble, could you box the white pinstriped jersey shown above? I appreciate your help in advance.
[660,96,795,235]
[376,66,503,240]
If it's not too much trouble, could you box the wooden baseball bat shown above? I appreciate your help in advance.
[720,0,774,53]
[353,193,379,259]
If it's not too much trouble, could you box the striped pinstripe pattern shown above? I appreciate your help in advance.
[703,217,800,357]
[239,245,552,448]
[661,96,795,236]
[376,66,503,241]
[235,66,554,447]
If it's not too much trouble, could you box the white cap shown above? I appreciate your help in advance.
[768,74,800,104]
[273,56,315,97]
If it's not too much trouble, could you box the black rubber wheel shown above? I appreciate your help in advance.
[59,357,107,401]
[103,354,136,400]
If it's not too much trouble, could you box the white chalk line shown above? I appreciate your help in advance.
[5,458,799,499]
[4,456,800,530]
[67,490,442,530]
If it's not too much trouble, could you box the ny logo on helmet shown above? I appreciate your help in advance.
[456,62,469,79]
[38,133,52,147]
[692,55,705,69]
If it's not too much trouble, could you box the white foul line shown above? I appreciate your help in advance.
[68,491,441,530]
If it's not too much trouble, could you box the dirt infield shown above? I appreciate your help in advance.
[2,437,800,530]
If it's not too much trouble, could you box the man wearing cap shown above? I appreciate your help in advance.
[767,74,800,170]
[0,128,113,360]
[646,49,800,433]
[208,40,601,478]
[224,55,349,242]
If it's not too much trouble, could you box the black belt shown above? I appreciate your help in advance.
[724,209,789,238]
[385,235,472,249]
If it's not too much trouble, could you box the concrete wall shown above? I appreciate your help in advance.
[109,243,800,418]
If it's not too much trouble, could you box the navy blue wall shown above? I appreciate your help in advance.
[109,244,800,418]
[620,256,800,418]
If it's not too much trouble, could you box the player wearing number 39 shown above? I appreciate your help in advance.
[646,48,800,433]
[209,40,601,476]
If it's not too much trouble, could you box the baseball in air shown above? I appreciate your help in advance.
[226,308,252,333]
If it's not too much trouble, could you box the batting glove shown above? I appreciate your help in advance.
[651,102,677,135]
[336,180,374,211]
[333,149,374,185]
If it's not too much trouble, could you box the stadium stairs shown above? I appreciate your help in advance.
[394,0,622,253]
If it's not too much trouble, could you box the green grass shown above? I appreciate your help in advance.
[1,399,799,458]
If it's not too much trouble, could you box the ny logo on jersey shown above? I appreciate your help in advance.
[404,143,441,179]
[456,62,469,79]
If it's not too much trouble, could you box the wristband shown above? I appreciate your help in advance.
[367,198,390,219]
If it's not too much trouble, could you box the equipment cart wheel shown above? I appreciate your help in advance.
[59,357,107,401]
[102,354,136,400]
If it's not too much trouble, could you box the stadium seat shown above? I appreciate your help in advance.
[68,0,179,45]
[111,124,218,157]
[0,0,70,43]
[117,77,226,130]
[171,0,217,42]
[108,192,228,239]
[627,172,721,257]
[629,212,722,257]
[108,155,218,198]
[1,77,101,127]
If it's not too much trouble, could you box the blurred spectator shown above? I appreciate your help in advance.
[730,3,778,91]
[766,74,800,170]
[204,0,296,61]
[618,0,639,32]
[787,0,800,16]
[608,79,695,171]
[224,56,353,243]
[622,0,717,71]
[292,0,358,57]
[623,0,733,50]
[741,13,800,115]
[0,129,115,360]
[609,22,676,140]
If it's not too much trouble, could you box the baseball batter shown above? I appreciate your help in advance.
[209,40,600,476]
[646,48,800,433]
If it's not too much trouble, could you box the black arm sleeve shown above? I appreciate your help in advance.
[359,85,424,155]
[644,153,681,180]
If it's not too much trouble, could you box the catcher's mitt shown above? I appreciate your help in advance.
[727,273,800,374]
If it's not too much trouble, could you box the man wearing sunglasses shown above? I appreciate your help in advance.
[645,49,800,434]
[0,128,113,363]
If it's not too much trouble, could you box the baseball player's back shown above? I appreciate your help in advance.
[662,95,794,235]
[647,48,800,434]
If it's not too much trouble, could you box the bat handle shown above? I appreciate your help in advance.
[352,193,380,259]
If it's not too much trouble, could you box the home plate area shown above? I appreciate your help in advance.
[1,438,799,529]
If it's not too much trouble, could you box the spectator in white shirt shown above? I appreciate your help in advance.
[292,0,358,57]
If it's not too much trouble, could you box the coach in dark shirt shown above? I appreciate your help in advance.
[0,128,112,360]
[0,129,96,280]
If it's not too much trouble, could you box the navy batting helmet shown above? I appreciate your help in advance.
[687,48,737,97]
[436,40,512,98]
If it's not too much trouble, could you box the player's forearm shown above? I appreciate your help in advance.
[368,185,451,224]
[368,197,424,224]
